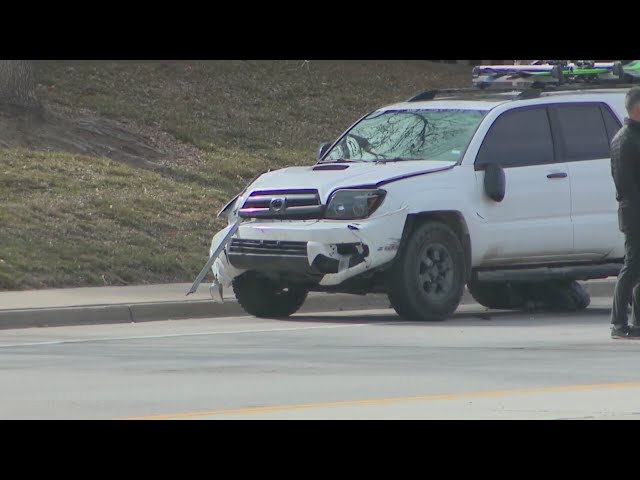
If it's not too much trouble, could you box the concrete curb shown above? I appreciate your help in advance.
[0,280,617,330]
[0,294,394,330]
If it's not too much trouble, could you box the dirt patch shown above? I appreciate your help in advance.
[0,102,204,170]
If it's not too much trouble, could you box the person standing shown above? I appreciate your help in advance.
[611,86,640,338]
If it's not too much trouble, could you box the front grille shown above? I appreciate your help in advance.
[238,189,323,219]
[229,239,308,257]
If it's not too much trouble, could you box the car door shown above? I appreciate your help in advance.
[549,102,625,259]
[474,106,574,264]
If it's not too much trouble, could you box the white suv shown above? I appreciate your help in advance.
[194,85,630,321]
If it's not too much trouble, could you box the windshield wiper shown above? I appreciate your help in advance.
[320,157,416,164]
[374,157,413,164]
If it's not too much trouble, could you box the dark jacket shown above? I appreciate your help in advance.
[611,118,640,233]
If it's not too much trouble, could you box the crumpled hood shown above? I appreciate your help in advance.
[246,160,456,201]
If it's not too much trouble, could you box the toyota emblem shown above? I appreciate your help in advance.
[269,197,286,212]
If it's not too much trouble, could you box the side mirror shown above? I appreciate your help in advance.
[317,142,331,161]
[482,162,506,202]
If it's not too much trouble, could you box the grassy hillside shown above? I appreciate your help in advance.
[0,60,470,290]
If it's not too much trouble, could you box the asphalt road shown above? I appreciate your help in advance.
[2,298,640,420]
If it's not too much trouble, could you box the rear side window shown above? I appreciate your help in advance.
[554,105,610,160]
[601,106,622,143]
[475,107,554,168]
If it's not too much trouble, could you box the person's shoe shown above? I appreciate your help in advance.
[612,325,630,338]
[628,326,640,338]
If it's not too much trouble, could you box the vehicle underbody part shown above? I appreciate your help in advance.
[467,278,591,311]
[475,263,622,283]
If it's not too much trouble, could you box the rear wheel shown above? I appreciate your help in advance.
[232,272,308,319]
[386,222,466,321]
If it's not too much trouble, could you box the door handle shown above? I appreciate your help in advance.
[546,172,567,179]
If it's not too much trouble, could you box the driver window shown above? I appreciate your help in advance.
[475,107,554,169]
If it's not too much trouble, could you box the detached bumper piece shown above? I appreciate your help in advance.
[312,243,369,274]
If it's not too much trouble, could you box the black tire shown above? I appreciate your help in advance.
[386,222,466,321]
[232,272,308,319]
[466,279,527,310]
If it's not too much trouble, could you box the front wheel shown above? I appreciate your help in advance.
[232,272,308,319]
[386,222,466,321]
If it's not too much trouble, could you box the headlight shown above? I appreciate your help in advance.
[325,189,386,220]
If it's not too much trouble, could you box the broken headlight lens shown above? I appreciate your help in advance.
[325,189,386,220]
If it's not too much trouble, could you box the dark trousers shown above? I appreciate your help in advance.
[612,230,640,326]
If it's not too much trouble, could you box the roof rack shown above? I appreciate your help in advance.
[407,83,635,103]
[406,88,531,102]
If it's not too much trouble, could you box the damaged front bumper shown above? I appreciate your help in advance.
[203,208,407,301]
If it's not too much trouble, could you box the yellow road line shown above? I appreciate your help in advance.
[118,381,640,420]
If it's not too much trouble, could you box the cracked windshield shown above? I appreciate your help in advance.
[323,109,486,163]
